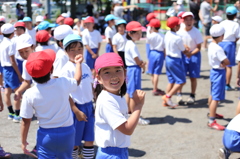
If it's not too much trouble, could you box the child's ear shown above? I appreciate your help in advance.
[96,74,103,84]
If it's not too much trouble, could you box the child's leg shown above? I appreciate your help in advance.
[152,74,159,91]
[82,141,94,159]
[236,100,240,115]
[226,66,232,87]
[190,78,197,95]
[4,88,15,118]
[167,83,185,97]
[166,83,174,95]
[209,100,218,119]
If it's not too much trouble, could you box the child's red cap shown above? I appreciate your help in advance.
[167,17,181,29]
[14,22,25,28]
[95,53,124,74]
[36,30,51,42]
[84,16,94,23]
[26,49,56,78]
[177,11,185,18]
[56,16,65,24]
[146,13,156,22]
[146,19,161,28]
[126,21,142,31]
[64,17,74,26]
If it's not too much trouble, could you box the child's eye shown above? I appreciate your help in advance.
[104,72,109,74]
[116,69,122,72]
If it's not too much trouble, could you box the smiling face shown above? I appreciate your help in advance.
[97,66,125,95]
[18,46,34,60]
[117,24,125,34]
[66,42,83,62]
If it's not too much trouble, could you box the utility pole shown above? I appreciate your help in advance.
[71,0,76,19]
[27,0,32,18]
[45,0,51,19]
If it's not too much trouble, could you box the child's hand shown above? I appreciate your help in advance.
[141,62,146,73]
[14,91,22,101]
[0,101,3,112]
[92,54,98,59]
[18,76,24,82]
[75,110,88,122]
[22,141,30,155]
[237,77,240,87]
[74,54,84,64]
[132,90,145,109]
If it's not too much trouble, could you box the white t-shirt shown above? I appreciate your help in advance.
[22,60,31,81]
[208,42,227,69]
[95,90,130,148]
[0,37,16,67]
[0,35,3,43]
[82,29,102,49]
[105,26,116,43]
[220,20,240,42]
[164,31,185,58]
[226,114,240,133]
[112,32,127,52]
[52,48,69,77]
[35,44,59,53]
[147,32,165,51]
[20,77,78,128]
[61,62,93,104]
[177,27,203,51]
[11,36,24,61]
[146,26,151,43]
[25,28,36,45]
[125,40,141,66]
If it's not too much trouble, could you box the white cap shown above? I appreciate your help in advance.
[54,25,74,40]
[61,13,70,18]
[1,23,14,34]
[113,0,122,4]
[36,16,44,22]
[210,24,225,37]
[16,34,33,51]
[182,12,194,19]
[212,16,223,23]
[0,16,6,22]
[177,0,183,4]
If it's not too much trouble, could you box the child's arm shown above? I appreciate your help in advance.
[21,118,31,155]
[238,61,240,86]
[113,45,118,54]
[69,97,87,121]
[85,45,97,59]
[117,90,145,135]
[0,92,4,112]
[220,58,230,68]
[10,55,23,82]
[187,44,201,58]
[134,57,146,73]
[74,54,83,85]
[108,38,113,48]
[14,80,31,101]
[97,43,101,55]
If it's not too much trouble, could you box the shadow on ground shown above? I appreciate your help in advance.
[146,115,192,125]
[128,148,146,157]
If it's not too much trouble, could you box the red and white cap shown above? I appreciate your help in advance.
[182,12,194,19]
[126,21,142,31]
[26,49,56,78]
[0,16,6,22]
[146,19,161,28]
[84,16,94,23]
[177,11,185,18]
[167,17,181,29]
[36,30,51,42]
[1,23,14,34]
[14,22,26,28]
[146,13,156,22]
[95,53,124,74]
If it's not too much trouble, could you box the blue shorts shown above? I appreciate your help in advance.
[148,50,164,75]
[219,41,236,67]
[210,69,226,101]
[85,48,98,69]
[165,56,186,84]
[204,22,211,36]
[223,129,240,152]
[126,66,141,98]
[74,101,94,146]
[3,66,21,90]
[146,43,150,59]
[0,63,3,74]
[96,147,128,159]
[182,52,201,78]
[106,43,113,53]
[37,125,75,159]
[16,59,23,75]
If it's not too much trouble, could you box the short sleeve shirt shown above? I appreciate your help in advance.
[124,40,141,66]
[112,33,127,52]
[105,26,117,43]
[208,42,227,69]
[82,30,102,49]
[200,1,212,23]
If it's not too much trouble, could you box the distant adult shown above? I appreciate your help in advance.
[16,3,24,20]
[174,0,185,14]
[189,0,200,28]
[199,0,219,49]
[234,0,240,24]
[86,2,94,16]
[112,0,138,19]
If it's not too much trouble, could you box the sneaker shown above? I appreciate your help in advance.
[219,147,231,159]
[26,146,37,158]
[187,96,195,105]
[72,147,79,159]
[138,117,150,125]
[207,113,224,119]
[162,95,178,108]
[208,120,225,130]
[176,95,184,105]
[7,113,14,120]
[152,89,165,96]
[13,115,22,123]
[225,85,233,91]
[0,147,11,158]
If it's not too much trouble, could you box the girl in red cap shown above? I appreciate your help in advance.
[94,53,145,158]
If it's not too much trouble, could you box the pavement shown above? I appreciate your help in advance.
[0,40,240,159]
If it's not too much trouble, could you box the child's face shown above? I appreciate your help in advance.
[15,27,25,36]
[85,22,94,30]
[18,46,33,60]
[184,16,194,28]
[212,20,218,24]
[97,66,125,95]
[24,21,32,29]
[117,24,125,34]
[67,42,83,62]
[130,30,142,41]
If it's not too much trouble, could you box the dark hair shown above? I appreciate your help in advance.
[56,40,63,48]
[212,36,221,39]
[3,33,13,38]
[38,42,48,45]
[32,72,51,84]
[65,41,83,52]
[126,31,137,40]
[154,27,160,30]
[95,81,127,99]
[226,13,236,20]
[116,23,126,32]
[16,26,25,32]
[0,21,5,28]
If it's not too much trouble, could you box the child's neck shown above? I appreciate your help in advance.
[212,39,221,44]
[88,28,94,32]
[119,31,125,35]
[185,26,192,31]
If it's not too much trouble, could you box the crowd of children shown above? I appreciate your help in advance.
[0,3,240,159]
